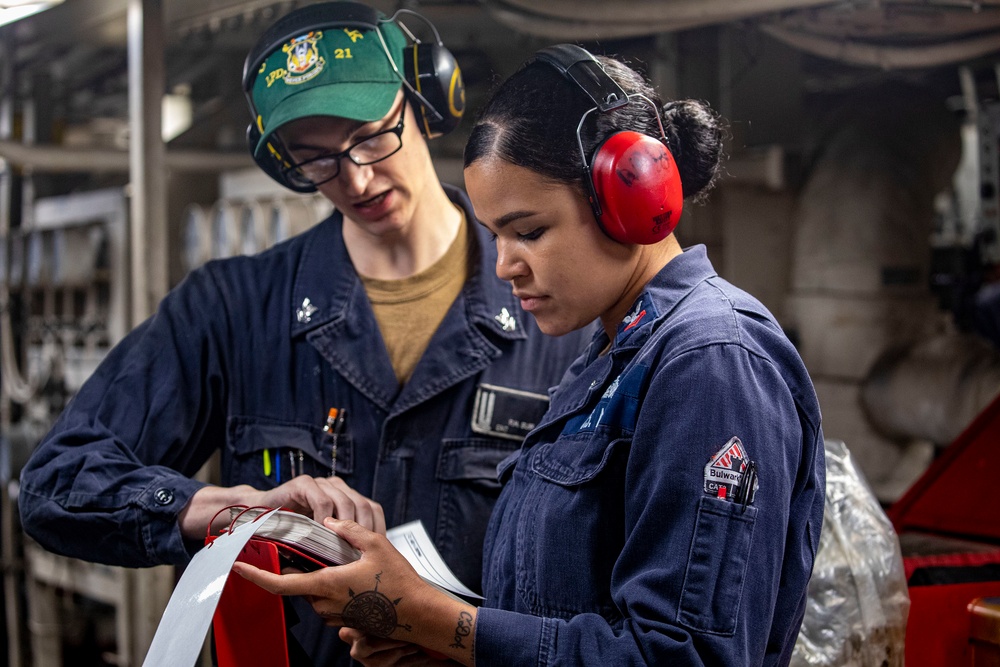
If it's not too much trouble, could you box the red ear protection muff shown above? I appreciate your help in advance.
[533,44,683,244]
[242,1,464,193]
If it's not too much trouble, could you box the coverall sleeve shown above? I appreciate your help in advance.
[19,267,233,567]
[475,342,820,665]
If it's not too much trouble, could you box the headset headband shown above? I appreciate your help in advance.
[533,44,629,113]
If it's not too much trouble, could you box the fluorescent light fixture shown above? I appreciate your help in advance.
[0,0,64,29]
[162,87,193,142]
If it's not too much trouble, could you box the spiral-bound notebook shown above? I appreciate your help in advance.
[211,507,480,667]
[226,506,482,598]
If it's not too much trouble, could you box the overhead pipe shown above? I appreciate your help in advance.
[483,0,1000,49]
[491,0,837,24]
[482,0,844,39]
[0,139,252,173]
[761,25,1000,69]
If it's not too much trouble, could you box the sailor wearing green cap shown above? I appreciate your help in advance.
[17,2,593,667]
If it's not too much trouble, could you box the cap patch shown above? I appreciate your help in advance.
[250,19,407,154]
[281,32,325,84]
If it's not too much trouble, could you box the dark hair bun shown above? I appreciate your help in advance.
[660,99,723,202]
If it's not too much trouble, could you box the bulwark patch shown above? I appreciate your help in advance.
[704,436,756,503]
[471,384,549,442]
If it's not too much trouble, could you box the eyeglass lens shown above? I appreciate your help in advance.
[286,102,406,186]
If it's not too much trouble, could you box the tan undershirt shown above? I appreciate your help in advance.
[360,208,469,384]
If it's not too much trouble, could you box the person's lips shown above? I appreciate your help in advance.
[513,291,546,311]
[348,189,393,219]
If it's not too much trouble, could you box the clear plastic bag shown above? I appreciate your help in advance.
[791,439,910,667]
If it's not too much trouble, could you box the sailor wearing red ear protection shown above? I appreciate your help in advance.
[234,44,825,667]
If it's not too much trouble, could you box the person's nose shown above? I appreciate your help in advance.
[495,238,528,283]
[337,159,374,197]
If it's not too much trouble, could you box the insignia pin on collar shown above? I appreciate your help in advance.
[495,307,516,332]
[296,297,318,323]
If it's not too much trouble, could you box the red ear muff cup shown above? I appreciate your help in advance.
[590,131,683,245]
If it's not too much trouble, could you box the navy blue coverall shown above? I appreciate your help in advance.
[19,186,592,666]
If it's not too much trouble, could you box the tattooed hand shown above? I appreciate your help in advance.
[232,518,478,666]
[233,519,423,638]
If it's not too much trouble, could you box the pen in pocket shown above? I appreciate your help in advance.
[323,407,346,476]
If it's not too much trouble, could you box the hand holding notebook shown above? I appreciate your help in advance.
[227,506,482,600]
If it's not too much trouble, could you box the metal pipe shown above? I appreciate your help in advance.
[0,139,253,173]
[124,7,177,665]
[493,0,837,23]
[128,0,166,325]
[0,26,27,667]
[0,65,42,407]
[761,25,1000,69]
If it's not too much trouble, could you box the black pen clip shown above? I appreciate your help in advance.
[736,460,757,512]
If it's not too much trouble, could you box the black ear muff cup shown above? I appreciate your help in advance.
[404,42,464,138]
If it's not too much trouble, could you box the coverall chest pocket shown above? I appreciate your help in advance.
[515,431,630,620]
[433,437,520,592]
[678,496,758,636]
[226,417,354,489]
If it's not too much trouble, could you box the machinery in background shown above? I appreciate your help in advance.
[861,61,1000,667]
[929,63,1000,342]
[861,64,1000,473]
[0,179,330,666]
[1,188,131,667]
[181,183,332,274]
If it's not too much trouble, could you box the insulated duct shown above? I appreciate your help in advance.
[481,0,836,39]
[862,333,1000,446]
[785,84,963,500]
[481,0,1000,69]
[761,25,1000,70]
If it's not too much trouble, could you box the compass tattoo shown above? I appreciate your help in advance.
[319,572,412,637]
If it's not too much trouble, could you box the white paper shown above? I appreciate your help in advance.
[387,521,484,600]
[141,509,280,667]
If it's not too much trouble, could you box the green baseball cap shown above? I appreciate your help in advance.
[249,18,407,157]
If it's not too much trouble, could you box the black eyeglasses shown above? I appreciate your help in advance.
[282,98,407,188]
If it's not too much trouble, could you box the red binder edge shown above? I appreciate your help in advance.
[210,537,291,667]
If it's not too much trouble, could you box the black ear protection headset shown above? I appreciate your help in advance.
[242,1,465,193]
[532,44,684,245]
